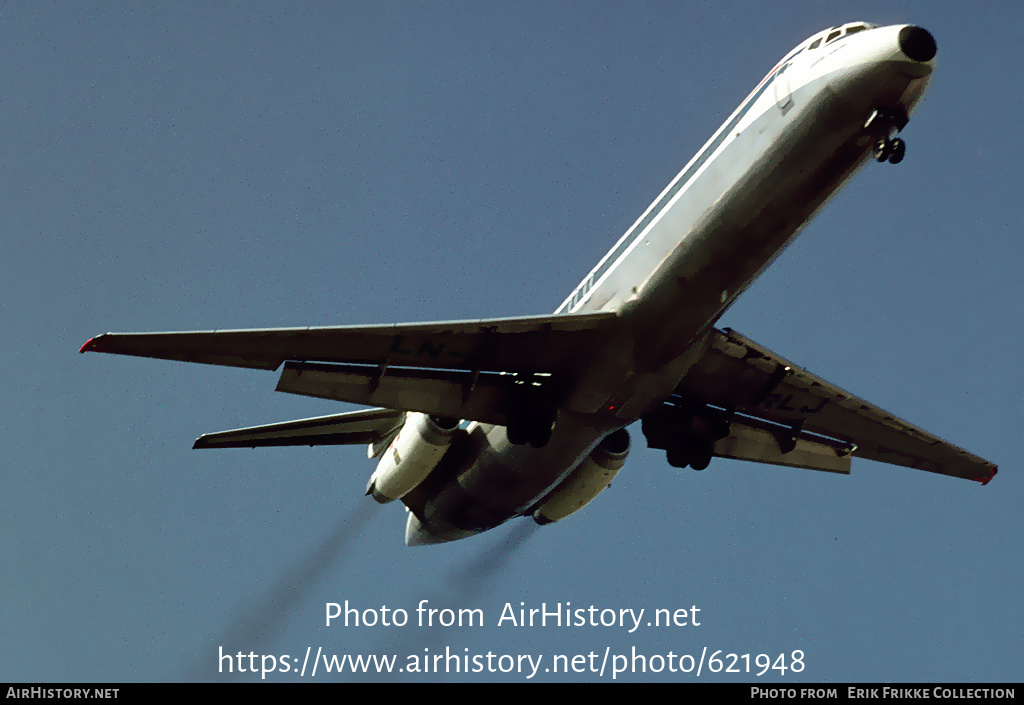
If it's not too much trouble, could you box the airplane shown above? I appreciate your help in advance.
[81,22,997,546]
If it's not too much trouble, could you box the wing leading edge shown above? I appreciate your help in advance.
[80,312,616,373]
[675,328,997,484]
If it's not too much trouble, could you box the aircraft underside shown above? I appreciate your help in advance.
[80,23,996,547]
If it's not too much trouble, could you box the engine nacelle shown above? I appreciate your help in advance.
[367,413,459,503]
[532,428,630,525]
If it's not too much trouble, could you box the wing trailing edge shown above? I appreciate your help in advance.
[274,361,557,427]
[713,415,853,474]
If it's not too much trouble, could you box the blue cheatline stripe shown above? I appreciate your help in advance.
[557,56,792,314]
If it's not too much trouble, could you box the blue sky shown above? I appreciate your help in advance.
[2,1,1020,682]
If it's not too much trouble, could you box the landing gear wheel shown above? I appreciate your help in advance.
[528,416,553,448]
[507,413,554,448]
[506,421,529,445]
[666,445,689,469]
[887,137,906,164]
[689,437,714,471]
[874,138,892,162]
[666,433,714,471]
[875,137,906,164]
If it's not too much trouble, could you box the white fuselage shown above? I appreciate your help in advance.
[403,23,935,545]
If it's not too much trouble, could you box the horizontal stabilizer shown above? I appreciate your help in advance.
[193,407,404,449]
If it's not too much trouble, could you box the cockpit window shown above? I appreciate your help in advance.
[808,38,822,50]
[845,25,865,35]
[825,29,842,44]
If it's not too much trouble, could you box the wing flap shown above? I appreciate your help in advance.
[679,328,997,483]
[193,407,404,449]
[275,361,525,426]
[714,418,852,474]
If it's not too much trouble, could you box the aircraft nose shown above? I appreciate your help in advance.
[898,26,936,63]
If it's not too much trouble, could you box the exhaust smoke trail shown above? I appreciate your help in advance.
[361,519,539,681]
[187,500,378,680]
[451,520,537,592]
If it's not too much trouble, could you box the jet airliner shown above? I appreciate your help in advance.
[81,23,997,545]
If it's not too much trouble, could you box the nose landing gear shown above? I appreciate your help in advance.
[874,136,906,164]
[865,107,909,165]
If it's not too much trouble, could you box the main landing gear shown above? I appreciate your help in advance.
[504,373,557,448]
[641,404,729,472]
[865,107,909,165]
[506,409,554,448]
[665,431,715,471]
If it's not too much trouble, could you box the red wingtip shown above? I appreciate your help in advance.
[974,465,997,486]
[79,336,102,353]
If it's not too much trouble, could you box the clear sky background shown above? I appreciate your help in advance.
[2,1,1020,683]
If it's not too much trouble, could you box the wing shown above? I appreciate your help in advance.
[674,328,998,484]
[80,312,616,373]
[81,312,616,426]
[192,407,404,450]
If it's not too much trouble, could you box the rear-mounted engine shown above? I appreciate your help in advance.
[366,413,459,503]
[531,428,630,524]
